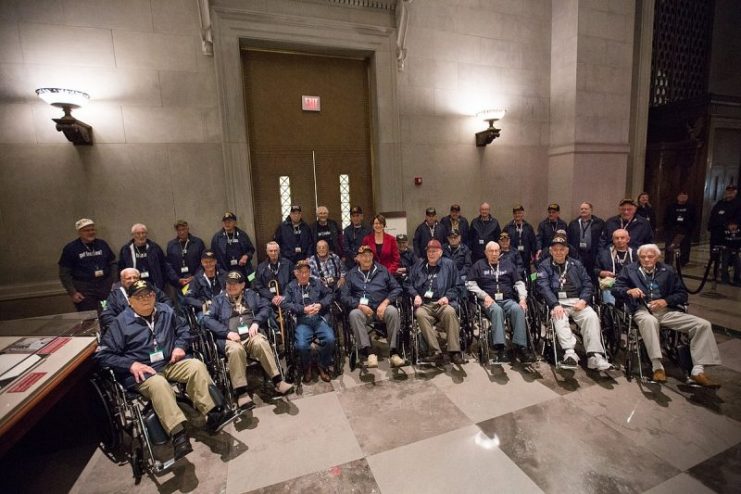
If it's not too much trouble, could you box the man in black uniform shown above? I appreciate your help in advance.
[310,206,343,255]
[536,203,567,260]
[440,204,470,246]
[503,204,537,273]
[708,185,740,251]
[59,218,116,312]
[664,191,696,266]
[602,199,653,250]
[413,207,447,258]
[119,223,179,291]
[342,206,371,269]
[469,202,501,262]
[567,202,605,281]
[721,220,741,285]
[211,211,256,278]
[275,205,314,263]
[396,234,417,276]
[166,220,205,293]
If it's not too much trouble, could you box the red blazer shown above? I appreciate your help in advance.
[362,232,400,274]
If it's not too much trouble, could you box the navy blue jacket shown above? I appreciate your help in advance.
[413,221,448,258]
[708,197,741,244]
[99,283,173,330]
[566,216,605,272]
[119,240,179,290]
[594,247,635,278]
[601,215,653,250]
[399,249,417,270]
[536,258,593,309]
[503,220,537,267]
[342,223,372,267]
[95,303,190,389]
[274,218,314,263]
[253,257,295,302]
[58,238,116,287]
[311,219,342,255]
[500,249,525,275]
[440,215,470,245]
[443,243,472,279]
[281,277,334,318]
[613,262,688,313]
[536,218,568,252]
[182,268,227,310]
[468,257,522,301]
[166,234,205,280]
[203,289,271,352]
[406,256,462,304]
[341,262,402,310]
[469,216,502,261]
[664,203,696,236]
[210,228,255,276]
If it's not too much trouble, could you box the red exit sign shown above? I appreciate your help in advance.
[302,95,321,112]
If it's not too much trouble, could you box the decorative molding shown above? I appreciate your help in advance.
[548,143,631,157]
[0,281,66,302]
[326,0,397,11]
[197,0,214,56]
[395,0,413,70]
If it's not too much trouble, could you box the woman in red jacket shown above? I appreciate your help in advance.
[362,214,400,274]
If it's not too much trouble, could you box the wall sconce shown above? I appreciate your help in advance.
[475,109,505,147]
[35,88,93,145]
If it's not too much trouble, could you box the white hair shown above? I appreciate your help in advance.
[120,268,140,280]
[266,241,280,251]
[637,243,662,257]
[485,241,500,251]
[131,223,147,234]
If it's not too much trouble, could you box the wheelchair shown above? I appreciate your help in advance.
[407,294,471,367]
[89,366,226,483]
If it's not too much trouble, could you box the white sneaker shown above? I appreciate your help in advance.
[587,353,611,371]
[366,354,378,368]
[389,354,405,368]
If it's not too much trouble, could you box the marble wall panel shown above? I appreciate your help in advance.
[73,104,126,144]
[151,0,200,35]
[399,85,434,116]
[61,0,152,32]
[160,70,217,108]
[112,30,198,72]
[0,64,30,103]
[122,106,205,143]
[31,104,70,144]
[0,103,36,143]
[405,58,458,91]
[0,0,64,24]
[0,22,22,63]
[578,8,628,42]
[19,22,116,68]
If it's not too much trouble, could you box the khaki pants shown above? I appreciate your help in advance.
[552,300,604,354]
[415,303,460,353]
[225,334,279,389]
[632,308,722,366]
[137,358,216,435]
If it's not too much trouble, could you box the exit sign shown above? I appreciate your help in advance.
[302,95,321,112]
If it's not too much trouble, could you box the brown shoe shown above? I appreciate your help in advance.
[318,367,331,382]
[303,366,313,384]
[652,369,667,383]
[690,373,721,389]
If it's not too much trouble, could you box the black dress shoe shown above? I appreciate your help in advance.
[516,346,536,364]
[206,407,238,434]
[172,430,193,461]
[491,349,510,365]
[451,352,464,365]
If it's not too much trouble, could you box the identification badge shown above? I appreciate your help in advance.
[558,291,567,299]
[180,266,189,273]
[238,324,249,336]
[495,293,503,301]
[517,245,524,251]
[359,296,369,305]
[140,271,150,279]
[479,239,484,245]
[325,276,335,285]
[149,350,164,363]
[269,286,277,294]
[230,259,238,266]
[579,242,587,249]
[424,290,434,298]
[302,292,309,298]
[295,246,302,253]
[676,216,684,222]
[94,269,104,278]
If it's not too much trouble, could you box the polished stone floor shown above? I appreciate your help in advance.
[3,245,740,494]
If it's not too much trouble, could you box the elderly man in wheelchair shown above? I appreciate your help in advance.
[203,270,294,411]
[467,241,536,365]
[612,244,722,387]
[95,280,237,462]
[536,235,611,371]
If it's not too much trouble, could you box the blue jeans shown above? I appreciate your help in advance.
[294,315,336,369]
[485,298,527,347]
[601,289,616,305]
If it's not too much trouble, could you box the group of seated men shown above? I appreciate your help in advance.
[74,197,723,461]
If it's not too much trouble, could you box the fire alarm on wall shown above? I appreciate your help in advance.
[414,176,423,186]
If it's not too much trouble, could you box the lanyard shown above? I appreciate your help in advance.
[638,267,657,299]
[579,219,592,239]
[620,217,634,229]
[360,266,376,296]
[611,248,632,273]
[179,238,190,263]
[300,283,311,306]
[130,243,148,270]
[549,221,559,234]
[489,262,501,291]
[225,230,238,257]
[141,312,157,348]
[555,261,569,289]
[269,262,280,277]
[425,263,439,290]
[428,223,436,237]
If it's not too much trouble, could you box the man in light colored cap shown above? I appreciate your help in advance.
[58,218,116,312]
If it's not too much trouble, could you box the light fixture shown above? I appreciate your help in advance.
[475,109,505,147]
[35,88,93,145]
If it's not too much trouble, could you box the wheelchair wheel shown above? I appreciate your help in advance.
[600,306,621,359]
[131,446,144,483]
[89,375,121,451]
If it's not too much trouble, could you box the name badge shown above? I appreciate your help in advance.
[579,242,587,249]
[94,269,104,278]
[676,216,684,222]
[517,245,524,251]
[325,276,335,285]
[180,266,189,273]
[359,296,369,305]
[269,286,277,294]
[140,271,150,279]
[238,324,249,336]
[149,350,164,363]
[424,290,434,298]
[302,292,310,298]
[230,259,239,266]
[558,291,567,299]
[479,239,484,245]
[295,246,302,253]
[494,293,503,301]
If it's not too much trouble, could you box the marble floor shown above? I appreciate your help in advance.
[3,243,739,494]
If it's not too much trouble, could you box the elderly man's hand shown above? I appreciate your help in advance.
[170,347,186,364]
[130,361,157,383]
[71,291,85,303]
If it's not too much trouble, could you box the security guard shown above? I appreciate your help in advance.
[721,220,741,285]
[536,203,567,259]
[310,206,342,255]
[440,204,470,245]
[58,218,116,312]
[503,204,537,273]
[664,191,696,266]
[210,211,256,278]
[182,250,226,321]
[708,185,740,250]
[413,207,448,258]
[469,202,502,262]
[342,206,371,269]
[166,220,205,291]
[274,205,314,263]
[100,268,173,331]
[119,223,179,291]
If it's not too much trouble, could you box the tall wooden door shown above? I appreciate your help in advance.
[243,49,374,261]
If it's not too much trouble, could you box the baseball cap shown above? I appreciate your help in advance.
[75,218,94,230]
[619,198,638,207]
[547,203,560,211]
[450,204,461,212]
[201,249,216,260]
[551,236,568,246]
[425,207,436,216]
[512,204,524,212]
[357,244,374,254]
[499,231,510,240]
[222,211,237,221]
[290,205,302,212]
[174,219,188,228]
[427,239,442,250]
[294,259,311,269]
[350,206,363,214]
[447,229,461,238]
[226,270,245,284]
[127,279,154,297]
[396,234,409,242]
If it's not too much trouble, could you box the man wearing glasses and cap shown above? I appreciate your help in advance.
[166,220,205,291]
[342,206,371,270]
[275,205,314,264]
[211,211,256,278]
[183,250,227,322]
[602,199,653,250]
[58,218,117,312]
[95,280,237,461]
[413,207,448,258]
[99,268,173,332]
[441,204,470,245]
[204,271,294,410]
